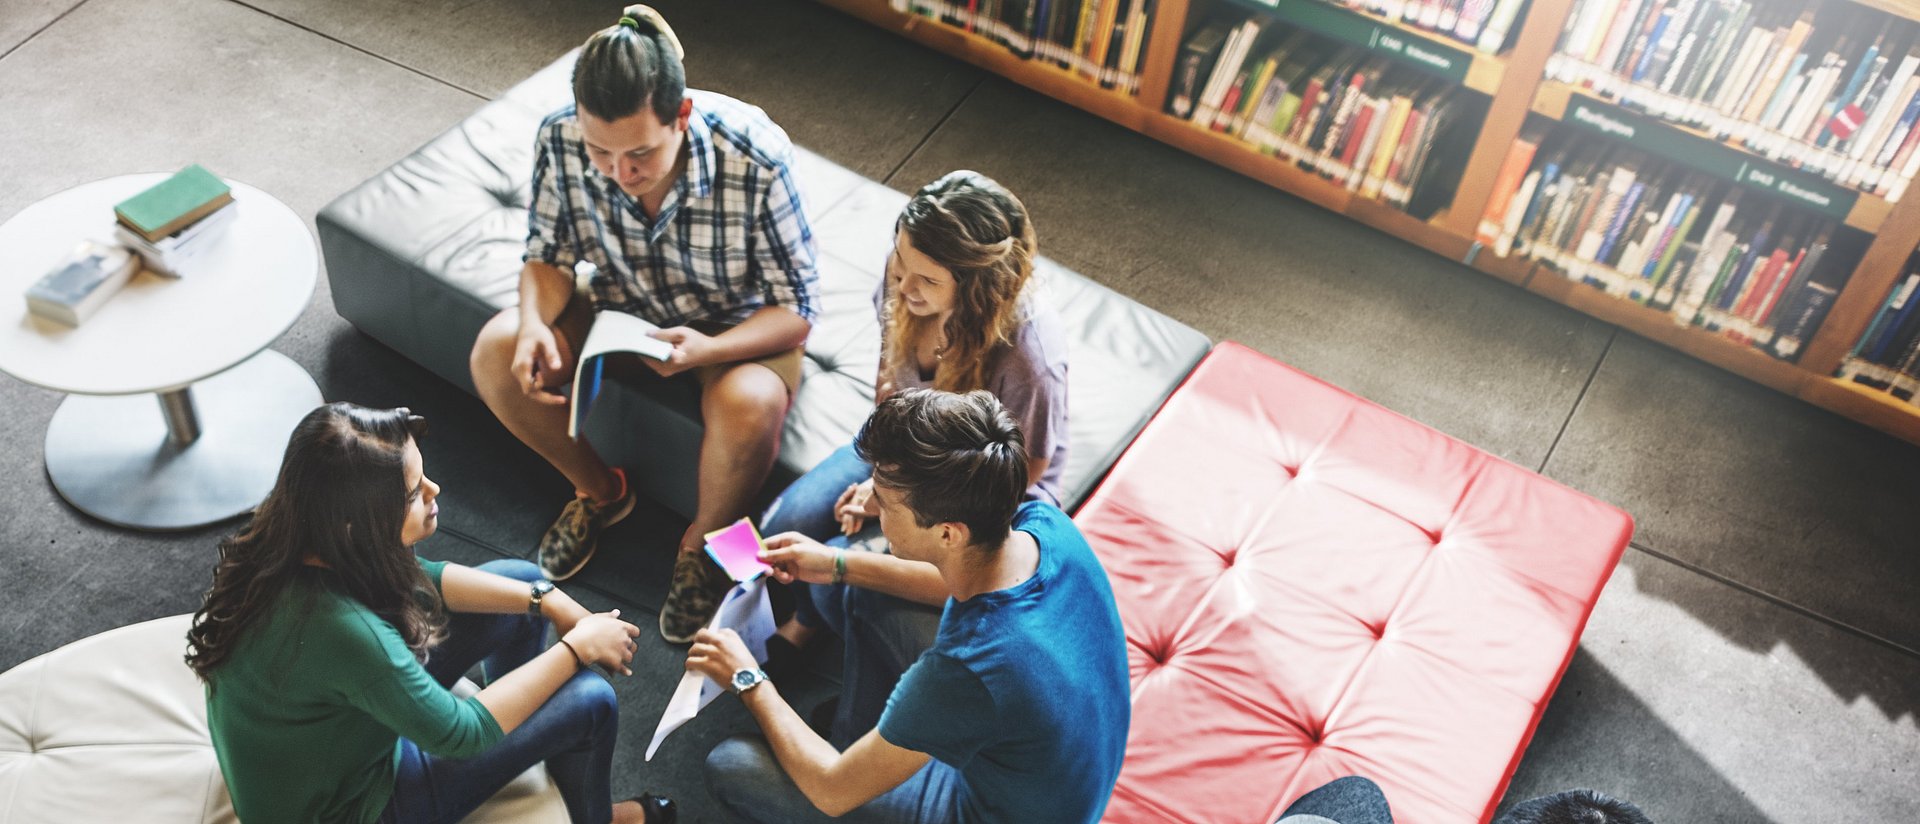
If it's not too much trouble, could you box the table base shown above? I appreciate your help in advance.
[44,350,323,530]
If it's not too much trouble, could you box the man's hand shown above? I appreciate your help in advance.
[834,480,880,536]
[511,324,569,406]
[686,628,759,687]
[646,326,719,378]
[561,610,641,676]
[759,532,838,586]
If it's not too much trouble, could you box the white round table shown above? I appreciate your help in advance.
[0,174,323,530]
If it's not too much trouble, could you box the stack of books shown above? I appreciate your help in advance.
[893,0,1158,93]
[112,164,236,277]
[1838,252,1920,400]
[1171,20,1474,217]
[1477,126,1855,361]
[1547,1,1920,201]
[1333,0,1531,55]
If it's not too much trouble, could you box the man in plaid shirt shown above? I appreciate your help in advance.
[470,7,819,642]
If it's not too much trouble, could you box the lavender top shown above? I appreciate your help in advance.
[874,279,1069,505]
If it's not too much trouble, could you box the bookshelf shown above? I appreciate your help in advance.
[814,0,1920,447]
[1528,81,1891,232]
[1215,0,1506,94]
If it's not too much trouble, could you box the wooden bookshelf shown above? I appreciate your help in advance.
[817,0,1920,447]
[1214,0,1506,94]
[1848,0,1920,23]
[1529,81,1894,233]
[1800,378,1920,444]
[1467,246,1538,286]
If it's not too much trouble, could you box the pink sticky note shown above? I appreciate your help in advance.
[703,518,770,582]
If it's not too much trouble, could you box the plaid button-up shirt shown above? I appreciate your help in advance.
[524,90,819,327]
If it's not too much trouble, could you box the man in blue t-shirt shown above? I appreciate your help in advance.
[686,389,1131,823]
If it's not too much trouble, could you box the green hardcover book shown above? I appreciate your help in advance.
[1270,94,1305,148]
[114,164,232,242]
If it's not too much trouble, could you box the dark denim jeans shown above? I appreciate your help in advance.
[379,559,620,824]
[759,444,882,630]
[1277,776,1394,824]
[703,545,951,823]
[705,734,964,824]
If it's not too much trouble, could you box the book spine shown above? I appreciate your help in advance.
[1476,0,1526,53]
[1854,272,1920,361]
[1598,180,1649,266]
[1476,134,1543,245]
[1650,193,1702,289]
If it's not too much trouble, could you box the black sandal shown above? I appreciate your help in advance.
[622,792,677,824]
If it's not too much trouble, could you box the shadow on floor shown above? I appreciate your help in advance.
[1501,648,1777,824]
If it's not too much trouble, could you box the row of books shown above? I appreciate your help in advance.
[1839,253,1920,400]
[1479,126,1853,361]
[1548,1,1920,201]
[1331,0,1531,55]
[1170,19,1474,216]
[894,0,1157,91]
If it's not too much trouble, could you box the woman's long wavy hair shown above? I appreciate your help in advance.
[186,403,444,682]
[881,170,1037,394]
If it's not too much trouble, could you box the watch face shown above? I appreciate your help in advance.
[732,669,763,691]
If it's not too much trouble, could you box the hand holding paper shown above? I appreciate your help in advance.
[645,577,774,760]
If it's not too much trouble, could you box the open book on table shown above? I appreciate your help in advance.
[567,311,675,439]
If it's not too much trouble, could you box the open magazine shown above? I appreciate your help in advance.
[566,311,676,439]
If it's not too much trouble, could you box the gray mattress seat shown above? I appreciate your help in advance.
[317,51,1211,519]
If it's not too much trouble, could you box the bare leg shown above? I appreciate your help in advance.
[469,308,620,502]
[680,361,792,554]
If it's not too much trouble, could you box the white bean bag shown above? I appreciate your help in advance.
[0,614,566,823]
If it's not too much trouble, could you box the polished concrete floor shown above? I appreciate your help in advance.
[1,1,1915,821]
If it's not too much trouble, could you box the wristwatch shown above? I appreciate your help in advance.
[730,667,770,695]
[528,579,555,617]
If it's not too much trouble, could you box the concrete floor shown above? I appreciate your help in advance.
[1,0,1915,821]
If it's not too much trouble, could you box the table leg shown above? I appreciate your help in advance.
[43,350,323,531]
[158,387,201,448]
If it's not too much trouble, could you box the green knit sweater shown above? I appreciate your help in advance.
[205,558,504,823]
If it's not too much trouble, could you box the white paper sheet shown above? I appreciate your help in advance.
[644,577,775,760]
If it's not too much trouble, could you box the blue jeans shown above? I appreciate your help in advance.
[704,576,949,822]
[1277,776,1394,824]
[705,736,963,824]
[380,559,620,824]
[760,444,880,630]
[807,580,942,749]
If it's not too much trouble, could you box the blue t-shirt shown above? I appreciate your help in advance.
[876,502,1131,824]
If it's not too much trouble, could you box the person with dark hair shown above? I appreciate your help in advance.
[468,4,820,643]
[755,169,1067,682]
[687,389,1129,823]
[1496,789,1655,824]
[186,403,670,824]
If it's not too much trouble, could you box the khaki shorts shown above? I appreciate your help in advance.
[551,294,805,396]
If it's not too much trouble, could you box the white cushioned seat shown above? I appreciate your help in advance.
[0,614,566,823]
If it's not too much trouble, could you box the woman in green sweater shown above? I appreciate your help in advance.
[185,403,670,823]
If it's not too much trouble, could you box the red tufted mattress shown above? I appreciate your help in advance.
[1075,343,1633,824]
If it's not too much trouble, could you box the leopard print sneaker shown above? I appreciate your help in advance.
[537,468,635,581]
[658,549,730,643]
